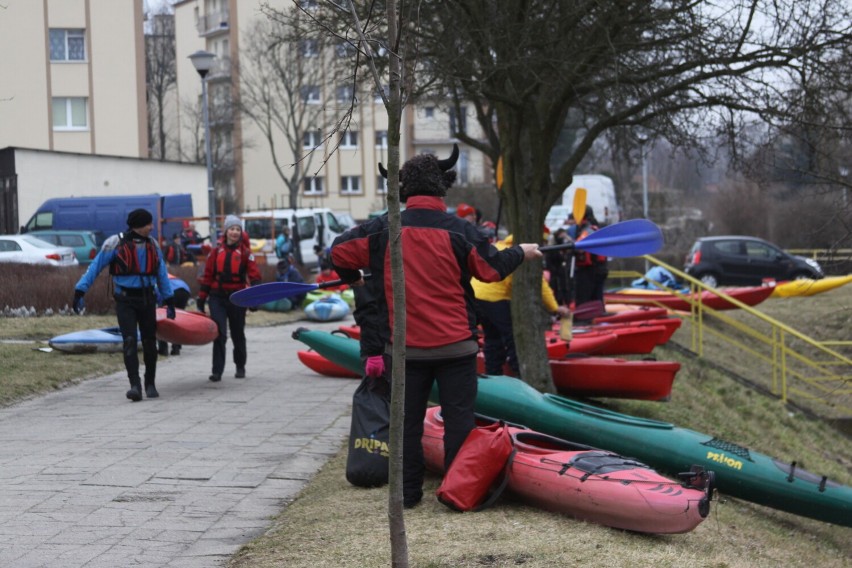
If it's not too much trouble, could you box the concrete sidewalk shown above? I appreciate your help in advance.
[0,319,359,568]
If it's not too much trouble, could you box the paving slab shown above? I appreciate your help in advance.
[0,318,359,567]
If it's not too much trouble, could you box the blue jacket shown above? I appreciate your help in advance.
[76,232,173,300]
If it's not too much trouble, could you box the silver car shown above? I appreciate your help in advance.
[0,234,79,267]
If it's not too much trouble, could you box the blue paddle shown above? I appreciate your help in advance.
[231,219,663,307]
[540,218,662,257]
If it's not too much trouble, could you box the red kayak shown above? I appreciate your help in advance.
[550,356,680,400]
[604,285,774,311]
[546,325,664,356]
[337,324,361,340]
[155,308,218,345]
[422,407,712,534]
[594,325,667,355]
[545,329,617,358]
[593,306,669,324]
[297,350,361,379]
[577,318,683,346]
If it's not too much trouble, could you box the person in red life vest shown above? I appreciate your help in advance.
[73,208,176,402]
[314,245,348,292]
[573,205,609,310]
[164,233,191,266]
[331,144,542,508]
[196,214,262,382]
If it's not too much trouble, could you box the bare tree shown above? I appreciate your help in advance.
[145,9,177,160]
[179,91,242,217]
[239,12,357,210]
[261,1,420,563]
[405,0,852,391]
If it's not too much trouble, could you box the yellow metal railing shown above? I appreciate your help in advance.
[608,259,852,418]
[786,248,852,262]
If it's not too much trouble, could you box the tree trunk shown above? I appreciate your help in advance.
[385,2,410,567]
[498,105,555,393]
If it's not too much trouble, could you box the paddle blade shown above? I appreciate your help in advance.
[230,282,319,307]
[575,219,663,257]
[573,188,587,225]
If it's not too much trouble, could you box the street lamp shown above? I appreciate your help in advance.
[188,49,217,239]
[636,132,649,220]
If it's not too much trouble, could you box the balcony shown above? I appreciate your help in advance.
[196,9,229,36]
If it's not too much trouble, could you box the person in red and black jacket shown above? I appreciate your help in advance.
[196,214,262,383]
[573,205,609,310]
[331,145,542,508]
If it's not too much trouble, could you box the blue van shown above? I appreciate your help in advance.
[22,194,194,243]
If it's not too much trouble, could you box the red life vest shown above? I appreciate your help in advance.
[109,233,159,276]
[575,224,607,267]
[209,243,250,289]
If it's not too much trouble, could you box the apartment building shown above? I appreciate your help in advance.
[0,0,148,158]
[173,0,491,221]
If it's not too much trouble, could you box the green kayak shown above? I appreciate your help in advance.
[291,328,852,527]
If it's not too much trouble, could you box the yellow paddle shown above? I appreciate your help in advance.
[561,187,588,339]
[573,187,587,226]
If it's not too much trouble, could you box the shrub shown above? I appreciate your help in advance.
[0,262,284,316]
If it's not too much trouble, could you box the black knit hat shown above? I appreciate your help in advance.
[127,208,153,229]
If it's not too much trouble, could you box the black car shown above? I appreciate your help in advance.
[684,236,823,288]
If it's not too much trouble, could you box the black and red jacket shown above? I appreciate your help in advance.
[330,195,524,349]
[198,239,262,300]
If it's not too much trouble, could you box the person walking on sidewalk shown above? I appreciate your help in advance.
[73,208,176,402]
[196,214,262,382]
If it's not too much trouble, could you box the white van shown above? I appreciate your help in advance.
[241,208,351,267]
[561,174,620,226]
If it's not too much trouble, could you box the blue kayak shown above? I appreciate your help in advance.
[49,327,138,354]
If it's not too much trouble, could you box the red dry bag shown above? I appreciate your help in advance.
[435,422,514,512]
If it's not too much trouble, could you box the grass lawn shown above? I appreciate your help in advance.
[2,287,850,567]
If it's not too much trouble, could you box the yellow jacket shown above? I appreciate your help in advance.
[471,235,559,313]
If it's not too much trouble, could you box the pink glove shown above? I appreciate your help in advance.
[365,355,385,378]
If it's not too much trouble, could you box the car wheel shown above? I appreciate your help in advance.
[791,272,812,280]
[698,273,718,288]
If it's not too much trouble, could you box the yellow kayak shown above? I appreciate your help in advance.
[771,275,852,298]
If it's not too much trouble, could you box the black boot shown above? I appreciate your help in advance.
[144,376,159,399]
[126,377,142,402]
[170,345,181,356]
[158,341,169,356]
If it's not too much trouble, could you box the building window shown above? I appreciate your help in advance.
[424,106,435,118]
[304,176,324,195]
[49,29,86,61]
[303,130,322,148]
[300,39,319,58]
[376,175,388,194]
[52,97,88,130]
[449,106,467,136]
[458,149,469,184]
[299,0,318,9]
[340,176,361,194]
[340,130,358,149]
[301,85,321,104]
[336,84,356,103]
[375,130,388,148]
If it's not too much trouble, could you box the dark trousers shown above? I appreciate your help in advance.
[386,353,477,502]
[115,292,158,385]
[575,266,608,306]
[209,294,247,375]
[475,299,517,375]
[158,289,190,354]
